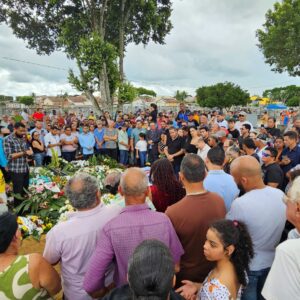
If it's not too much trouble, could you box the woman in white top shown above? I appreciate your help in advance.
[176,219,253,300]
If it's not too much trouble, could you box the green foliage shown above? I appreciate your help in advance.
[0,95,13,102]
[263,85,300,102]
[286,96,300,106]
[136,87,157,97]
[16,96,34,106]
[196,82,250,108]
[68,32,119,95]
[175,90,188,102]
[257,0,300,76]
[118,82,138,104]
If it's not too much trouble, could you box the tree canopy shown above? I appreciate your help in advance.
[174,90,188,102]
[16,96,34,106]
[257,0,300,76]
[0,0,173,111]
[136,87,157,97]
[196,82,250,108]
[262,85,300,103]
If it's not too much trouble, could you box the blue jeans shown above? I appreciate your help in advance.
[119,150,128,165]
[62,151,76,162]
[34,153,45,167]
[95,148,106,156]
[242,268,270,300]
[139,151,147,167]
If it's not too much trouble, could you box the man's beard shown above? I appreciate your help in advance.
[15,133,24,138]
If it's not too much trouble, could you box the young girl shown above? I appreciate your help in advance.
[135,133,147,167]
[177,219,254,300]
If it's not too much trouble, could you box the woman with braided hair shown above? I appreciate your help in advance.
[149,158,185,212]
[176,219,254,300]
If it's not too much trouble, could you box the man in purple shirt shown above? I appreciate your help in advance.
[83,168,184,298]
[43,173,122,300]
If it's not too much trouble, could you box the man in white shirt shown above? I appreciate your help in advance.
[216,111,228,129]
[235,111,253,133]
[227,156,286,300]
[197,136,210,161]
[44,126,61,158]
[262,176,300,300]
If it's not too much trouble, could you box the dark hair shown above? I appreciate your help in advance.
[242,138,256,150]
[64,126,71,131]
[242,124,251,131]
[284,130,298,141]
[199,126,209,132]
[150,103,158,111]
[264,146,278,158]
[275,136,284,142]
[139,132,146,139]
[128,240,174,300]
[207,147,225,166]
[210,219,254,287]
[180,154,206,182]
[0,212,18,253]
[14,122,25,129]
[150,159,184,199]
[268,117,276,123]
[228,118,236,123]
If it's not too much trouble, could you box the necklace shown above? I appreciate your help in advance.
[186,191,207,196]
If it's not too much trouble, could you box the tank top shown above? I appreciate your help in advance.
[31,140,44,154]
[0,255,52,299]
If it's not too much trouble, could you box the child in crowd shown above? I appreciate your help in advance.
[177,219,254,300]
[135,133,147,167]
[0,169,8,214]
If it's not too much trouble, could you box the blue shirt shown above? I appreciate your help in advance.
[0,137,7,167]
[281,145,300,174]
[204,170,239,212]
[94,128,105,149]
[79,132,95,155]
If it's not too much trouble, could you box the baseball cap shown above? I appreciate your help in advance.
[239,111,247,116]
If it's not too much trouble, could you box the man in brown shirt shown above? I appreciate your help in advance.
[166,153,226,287]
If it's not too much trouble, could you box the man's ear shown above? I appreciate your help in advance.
[118,185,123,196]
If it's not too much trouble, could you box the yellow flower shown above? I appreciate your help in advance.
[42,225,46,230]
[17,217,24,225]
[21,225,28,232]
[46,223,53,229]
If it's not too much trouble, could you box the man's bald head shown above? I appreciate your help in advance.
[120,168,148,200]
[230,156,262,178]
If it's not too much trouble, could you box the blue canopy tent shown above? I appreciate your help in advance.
[266,104,287,110]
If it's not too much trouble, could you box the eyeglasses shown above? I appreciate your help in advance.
[262,152,271,158]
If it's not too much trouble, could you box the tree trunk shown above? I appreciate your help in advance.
[119,0,125,83]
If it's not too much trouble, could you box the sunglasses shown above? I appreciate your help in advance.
[262,152,271,158]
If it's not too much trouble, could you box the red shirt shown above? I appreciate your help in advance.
[150,185,185,212]
[32,112,44,121]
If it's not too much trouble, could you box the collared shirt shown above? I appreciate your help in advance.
[94,128,105,149]
[44,133,61,157]
[3,134,29,173]
[131,128,146,146]
[83,203,184,293]
[281,145,300,174]
[204,170,239,212]
[118,130,129,151]
[78,132,95,155]
[43,203,122,300]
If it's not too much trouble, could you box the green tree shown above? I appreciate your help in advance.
[286,96,300,106]
[118,82,138,106]
[263,85,300,102]
[0,0,173,110]
[136,87,157,97]
[0,95,13,102]
[257,0,300,76]
[16,96,34,106]
[174,90,188,102]
[196,82,250,108]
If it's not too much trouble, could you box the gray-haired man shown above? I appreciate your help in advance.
[43,173,122,300]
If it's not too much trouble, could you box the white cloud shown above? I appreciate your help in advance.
[0,0,300,98]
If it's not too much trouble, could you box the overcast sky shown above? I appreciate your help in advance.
[0,0,299,97]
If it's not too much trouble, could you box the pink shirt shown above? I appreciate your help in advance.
[83,204,184,294]
[43,203,122,300]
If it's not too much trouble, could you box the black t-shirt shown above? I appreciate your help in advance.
[103,284,184,300]
[262,162,284,189]
[228,128,240,139]
[251,153,260,163]
[267,127,281,138]
[167,136,185,166]
[184,138,198,154]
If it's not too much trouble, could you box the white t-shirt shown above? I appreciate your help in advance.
[226,186,286,271]
[235,121,253,133]
[197,144,211,161]
[135,140,147,152]
[262,239,300,300]
[44,133,61,157]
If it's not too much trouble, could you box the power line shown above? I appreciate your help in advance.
[2,57,69,71]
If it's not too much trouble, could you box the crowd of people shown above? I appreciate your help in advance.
[0,102,300,300]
